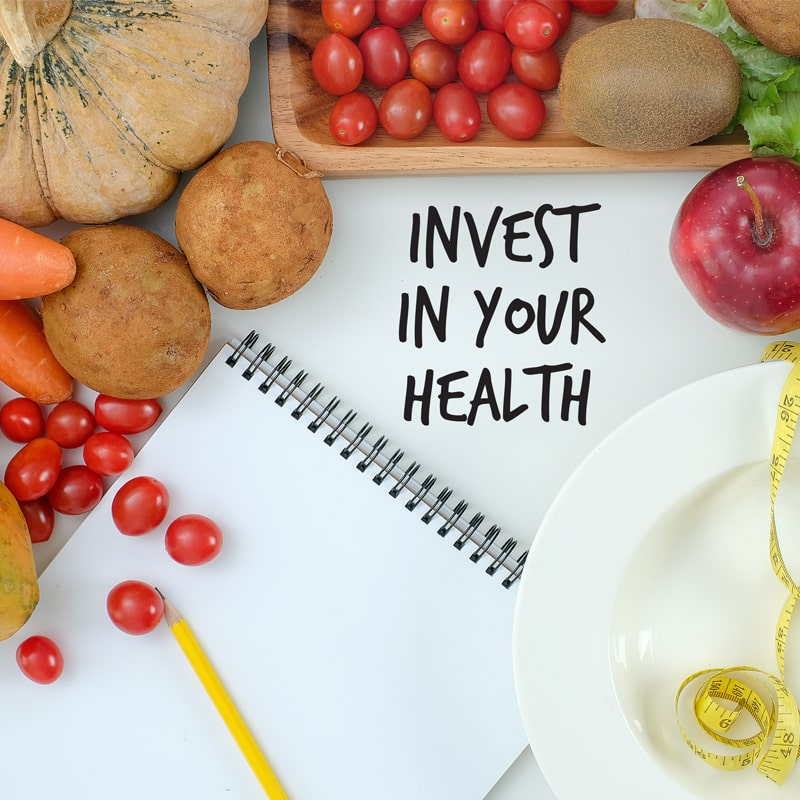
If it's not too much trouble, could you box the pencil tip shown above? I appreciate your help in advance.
[157,590,181,626]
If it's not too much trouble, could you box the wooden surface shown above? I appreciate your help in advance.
[265,0,751,176]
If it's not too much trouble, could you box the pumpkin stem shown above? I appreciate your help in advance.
[0,0,72,69]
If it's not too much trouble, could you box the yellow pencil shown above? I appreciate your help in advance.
[157,589,289,800]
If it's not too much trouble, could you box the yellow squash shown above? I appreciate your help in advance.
[0,0,269,227]
[0,480,37,640]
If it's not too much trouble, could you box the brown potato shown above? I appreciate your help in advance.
[174,140,333,310]
[41,224,211,399]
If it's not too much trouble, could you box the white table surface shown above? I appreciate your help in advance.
[30,24,781,800]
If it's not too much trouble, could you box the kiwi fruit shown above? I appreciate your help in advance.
[41,224,211,399]
[559,18,742,152]
[174,140,333,310]
[726,0,800,57]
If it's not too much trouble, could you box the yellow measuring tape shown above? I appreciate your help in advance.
[676,341,800,784]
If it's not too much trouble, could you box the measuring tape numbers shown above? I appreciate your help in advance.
[675,341,800,785]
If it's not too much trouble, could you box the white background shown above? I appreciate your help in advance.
[28,24,785,800]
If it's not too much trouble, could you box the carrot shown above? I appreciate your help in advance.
[0,300,73,404]
[0,217,76,299]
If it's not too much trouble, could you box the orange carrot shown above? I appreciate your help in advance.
[0,218,76,300]
[0,300,73,404]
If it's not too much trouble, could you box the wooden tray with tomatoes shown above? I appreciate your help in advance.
[265,0,750,175]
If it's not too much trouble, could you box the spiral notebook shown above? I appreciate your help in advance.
[0,330,528,798]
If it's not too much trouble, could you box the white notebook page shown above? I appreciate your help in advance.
[0,336,526,799]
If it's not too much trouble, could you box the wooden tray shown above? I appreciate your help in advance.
[265,0,750,176]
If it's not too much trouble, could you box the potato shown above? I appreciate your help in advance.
[174,140,333,310]
[41,224,211,399]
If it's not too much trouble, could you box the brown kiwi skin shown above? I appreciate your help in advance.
[726,0,800,57]
[559,18,742,152]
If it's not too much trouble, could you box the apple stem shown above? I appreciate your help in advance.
[737,175,772,246]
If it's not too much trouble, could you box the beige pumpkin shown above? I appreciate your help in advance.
[0,0,269,227]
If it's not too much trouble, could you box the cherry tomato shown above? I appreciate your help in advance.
[422,0,479,46]
[487,82,547,139]
[111,475,169,536]
[511,45,561,90]
[329,91,379,145]
[569,0,617,14]
[410,39,458,89]
[311,33,364,96]
[321,0,375,36]
[106,580,164,635]
[0,397,45,443]
[476,0,519,32]
[165,514,224,566]
[358,25,409,89]
[379,78,433,139]
[94,395,162,435]
[375,0,425,27]
[82,431,135,476]
[536,0,571,34]
[47,464,104,515]
[433,83,482,142]
[458,29,512,94]
[44,400,95,448]
[4,437,62,501]
[504,0,560,51]
[16,635,64,684]
[19,498,55,543]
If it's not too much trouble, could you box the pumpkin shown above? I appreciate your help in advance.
[0,0,269,228]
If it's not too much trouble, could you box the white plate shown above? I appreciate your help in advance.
[512,358,800,800]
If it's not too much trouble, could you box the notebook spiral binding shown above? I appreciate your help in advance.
[227,331,527,588]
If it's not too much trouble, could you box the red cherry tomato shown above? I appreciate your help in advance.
[311,33,364,96]
[165,514,224,566]
[82,431,135,476]
[4,437,62,501]
[422,0,479,46]
[47,464,104,515]
[94,395,162,435]
[511,45,561,90]
[358,25,409,89]
[487,82,547,139]
[410,39,458,89]
[106,580,164,635]
[0,397,45,443]
[569,0,617,14]
[433,83,482,142]
[16,635,64,684]
[111,475,169,536]
[19,498,55,544]
[375,0,425,26]
[44,400,95,448]
[476,0,519,32]
[329,92,379,145]
[379,78,433,139]
[536,0,571,34]
[321,0,375,36]
[458,29,512,94]
[504,0,560,51]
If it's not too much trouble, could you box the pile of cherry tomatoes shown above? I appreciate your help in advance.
[1,394,161,533]
[311,0,618,145]
[3,392,224,683]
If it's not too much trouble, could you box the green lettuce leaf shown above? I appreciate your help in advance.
[635,0,800,159]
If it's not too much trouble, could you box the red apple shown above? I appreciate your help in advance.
[669,156,800,334]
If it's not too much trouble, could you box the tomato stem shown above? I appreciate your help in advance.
[737,175,771,246]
